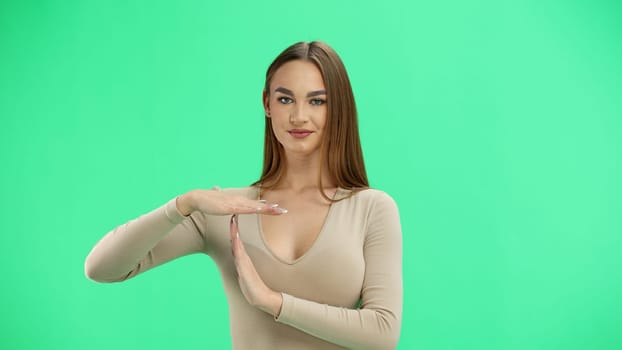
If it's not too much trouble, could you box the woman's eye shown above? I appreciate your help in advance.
[277,97,293,104]
[310,98,326,106]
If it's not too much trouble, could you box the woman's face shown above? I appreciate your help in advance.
[264,60,327,158]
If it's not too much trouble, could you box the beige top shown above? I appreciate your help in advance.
[84,186,402,350]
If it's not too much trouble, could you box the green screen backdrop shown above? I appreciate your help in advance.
[1,0,621,349]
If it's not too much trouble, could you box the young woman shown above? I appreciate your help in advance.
[85,41,403,349]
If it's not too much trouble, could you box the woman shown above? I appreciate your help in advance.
[85,41,402,350]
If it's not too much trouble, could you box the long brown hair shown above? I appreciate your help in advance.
[252,41,368,201]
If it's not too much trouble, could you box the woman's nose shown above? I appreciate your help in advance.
[289,104,308,124]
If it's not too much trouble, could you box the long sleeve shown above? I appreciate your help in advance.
[274,191,403,350]
[84,197,207,283]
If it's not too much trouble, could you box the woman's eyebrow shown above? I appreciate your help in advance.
[275,87,326,97]
[274,87,294,96]
[307,90,326,97]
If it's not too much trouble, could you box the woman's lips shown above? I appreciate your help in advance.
[288,130,313,138]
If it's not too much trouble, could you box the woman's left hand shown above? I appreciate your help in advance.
[230,214,283,317]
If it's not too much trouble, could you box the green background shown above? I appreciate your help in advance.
[1,0,620,349]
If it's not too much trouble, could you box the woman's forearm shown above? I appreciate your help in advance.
[84,195,195,282]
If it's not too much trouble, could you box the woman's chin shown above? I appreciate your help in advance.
[282,146,321,159]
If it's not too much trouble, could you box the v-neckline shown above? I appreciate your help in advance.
[255,186,340,265]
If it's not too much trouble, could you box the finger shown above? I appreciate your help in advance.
[233,243,250,277]
[229,214,238,251]
[229,214,237,236]
[230,215,247,262]
[233,206,264,215]
[241,201,287,215]
[258,204,288,215]
[235,233,247,256]
[227,223,247,260]
[229,199,288,215]
[229,198,265,214]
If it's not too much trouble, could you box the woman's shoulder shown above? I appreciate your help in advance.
[339,188,401,230]
[342,187,398,208]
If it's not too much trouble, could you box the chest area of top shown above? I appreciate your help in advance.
[259,194,332,263]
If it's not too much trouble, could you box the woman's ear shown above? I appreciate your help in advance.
[262,89,271,118]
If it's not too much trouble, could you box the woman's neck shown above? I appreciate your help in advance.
[276,153,335,194]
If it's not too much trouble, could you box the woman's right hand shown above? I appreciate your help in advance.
[176,188,287,217]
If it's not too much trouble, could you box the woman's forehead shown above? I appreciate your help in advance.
[270,60,325,92]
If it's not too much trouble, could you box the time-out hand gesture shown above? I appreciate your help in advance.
[177,187,287,216]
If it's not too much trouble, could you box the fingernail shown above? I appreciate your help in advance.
[278,208,288,214]
[270,203,279,208]
[259,199,267,203]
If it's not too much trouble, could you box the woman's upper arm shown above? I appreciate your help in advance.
[360,191,403,338]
